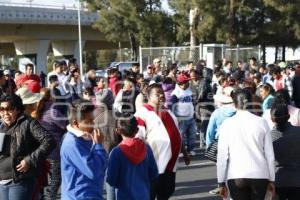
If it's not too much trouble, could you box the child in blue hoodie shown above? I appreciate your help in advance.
[60,99,107,200]
[106,118,159,200]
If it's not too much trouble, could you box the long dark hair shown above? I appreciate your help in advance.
[35,88,52,120]
[232,89,252,110]
[273,89,291,105]
[271,104,290,132]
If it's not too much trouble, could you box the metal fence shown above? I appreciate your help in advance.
[139,44,261,71]
[139,46,202,72]
[225,45,261,65]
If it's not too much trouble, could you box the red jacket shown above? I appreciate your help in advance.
[108,76,121,96]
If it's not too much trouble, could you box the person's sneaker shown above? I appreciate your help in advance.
[209,187,220,195]
[189,151,196,156]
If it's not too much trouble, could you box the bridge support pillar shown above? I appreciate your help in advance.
[52,40,85,62]
[14,40,50,74]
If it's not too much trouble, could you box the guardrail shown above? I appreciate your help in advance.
[0,2,78,10]
[0,3,98,26]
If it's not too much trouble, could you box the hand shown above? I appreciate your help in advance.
[219,186,228,198]
[267,182,276,197]
[16,160,30,173]
[92,129,104,144]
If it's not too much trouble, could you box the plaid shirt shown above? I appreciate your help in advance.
[274,75,293,97]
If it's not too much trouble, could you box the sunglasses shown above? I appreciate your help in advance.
[0,106,15,113]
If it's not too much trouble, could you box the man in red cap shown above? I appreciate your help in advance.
[170,73,197,156]
[15,64,41,88]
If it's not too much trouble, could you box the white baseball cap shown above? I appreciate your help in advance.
[3,70,10,76]
[213,86,234,104]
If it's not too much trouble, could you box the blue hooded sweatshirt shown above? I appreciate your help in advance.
[206,105,236,147]
[60,129,107,200]
[107,138,158,200]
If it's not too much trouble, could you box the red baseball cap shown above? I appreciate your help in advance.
[177,73,191,83]
[24,80,41,93]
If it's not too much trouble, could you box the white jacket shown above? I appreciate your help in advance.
[217,110,275,183]
[135,105,181,174]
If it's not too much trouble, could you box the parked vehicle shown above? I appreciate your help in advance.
[108,61,139,75]
[95,69,107,77]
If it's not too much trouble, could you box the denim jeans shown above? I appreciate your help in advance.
[178,118,197,152]
[105,162,116,200]
[0,178,35,200]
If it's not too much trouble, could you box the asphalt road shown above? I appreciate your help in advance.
[170,148,220,200]
[57,141,221,200]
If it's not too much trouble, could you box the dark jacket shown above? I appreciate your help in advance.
[271,123,300,187]
[39,103,66,160]
[198,79,213,103]
[0,114,56,182]
[198,66,213,104]
[114,88,139,117]
[292,75,300,107]
[162,82,175,108]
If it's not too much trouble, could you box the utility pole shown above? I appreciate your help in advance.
[77,0,83,74]
[189,8,198,61]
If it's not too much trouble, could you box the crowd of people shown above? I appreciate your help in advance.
[0,56,299,200]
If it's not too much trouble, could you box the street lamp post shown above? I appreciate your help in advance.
[27,0,33,7]
[77,0,83,74]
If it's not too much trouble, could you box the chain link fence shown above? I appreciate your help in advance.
[139,46,202,72]
[225,45,261,65]
[139,44,261,72]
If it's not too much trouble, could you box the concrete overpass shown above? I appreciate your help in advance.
[0,2,121,73]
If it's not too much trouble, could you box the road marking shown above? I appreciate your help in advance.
[178,161,215,169]
[188,161,215,167]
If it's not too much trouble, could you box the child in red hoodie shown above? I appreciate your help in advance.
[106,118,158,200]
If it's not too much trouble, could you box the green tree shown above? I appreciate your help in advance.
[84,51,97,70]
[168,1,192,44]
[98,49,118,68]
[264,0,300,40]
[170,0,277,46]
[86,0,174,60]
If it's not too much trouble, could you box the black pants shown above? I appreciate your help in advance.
[43,159,61,200]
[227,179,268,200]
[294,100,300,109]
[150,172,176,200]
[276,187,300,200]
